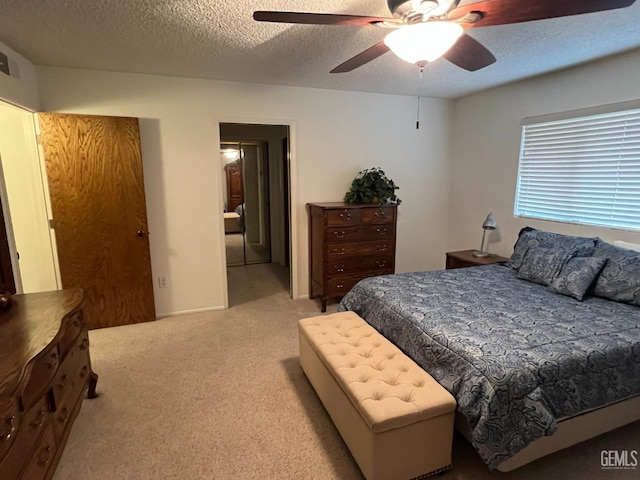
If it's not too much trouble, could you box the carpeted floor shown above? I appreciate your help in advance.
[54,263,639,479]
[225,232,269,266]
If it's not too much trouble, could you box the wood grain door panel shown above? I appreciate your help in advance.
[225,163,243,212]
[38,113,155,329]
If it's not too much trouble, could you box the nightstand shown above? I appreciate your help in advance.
[445,250,509,269]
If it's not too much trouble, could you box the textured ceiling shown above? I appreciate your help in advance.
[1,0,639,99]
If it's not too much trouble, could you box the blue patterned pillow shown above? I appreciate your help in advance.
[516,246,575,286]
[506,228,597,270]
[549,256,608,301]
[592,240,640,306]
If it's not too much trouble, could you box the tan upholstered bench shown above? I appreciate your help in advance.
[298,312,457,480]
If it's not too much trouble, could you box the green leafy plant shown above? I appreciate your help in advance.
[344,167,401,205]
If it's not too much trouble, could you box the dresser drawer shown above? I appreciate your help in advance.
[327,225,394,242]
[0,400,21,462]
[326,241,395,260]
[327,255,395,276]
[361,206,395,225]
[53,389,83,443]
[58,309,85,357]
[326,208,360,226]
[0,396,51,480]
[326,275,367,296]
[16,422,56,480]
[326,273,393,296]
[21,345,60,410]
[52,331,91,409]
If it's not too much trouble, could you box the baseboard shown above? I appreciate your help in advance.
[156,306,225,319]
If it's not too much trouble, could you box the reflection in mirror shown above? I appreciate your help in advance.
[221,142,271,266]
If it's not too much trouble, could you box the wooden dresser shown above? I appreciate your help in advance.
[308,202,397,312]
[0,289,98,480]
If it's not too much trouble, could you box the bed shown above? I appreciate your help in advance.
[338,229,640,471]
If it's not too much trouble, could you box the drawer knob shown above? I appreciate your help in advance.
[57,407,70,423]
[1,415,16,442]
[336,284,344,289]
[376,261,386,267]
[334,231,346,238]
[31,410,46,429]
[37,445,52,466]
[335,266,345,273]
[334,248,346,255]
[339,212,351,220]
[46,351,58,369]
[376,228,387,235]
[377,244,387,252]
[57,374,69,390]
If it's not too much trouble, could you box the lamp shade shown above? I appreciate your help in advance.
[383,22,463,65]
[482,212,497,230]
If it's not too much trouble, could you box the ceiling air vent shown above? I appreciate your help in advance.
[0,51,10,76]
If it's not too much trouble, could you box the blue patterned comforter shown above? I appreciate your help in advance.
[338,264,640,469]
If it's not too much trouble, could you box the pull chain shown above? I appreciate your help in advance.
[416,65,424,129]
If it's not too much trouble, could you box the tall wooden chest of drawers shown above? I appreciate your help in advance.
[307,202,397,312]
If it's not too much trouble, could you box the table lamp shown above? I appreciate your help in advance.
[473,212,497,258]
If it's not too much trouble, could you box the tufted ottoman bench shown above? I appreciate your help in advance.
[298,312,457,480]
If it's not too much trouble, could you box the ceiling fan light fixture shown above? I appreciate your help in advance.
[411,0,438,14]
[410,0,455,17]
[221,148,240,161]
[384,21,463,65]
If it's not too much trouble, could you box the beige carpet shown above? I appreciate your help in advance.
[54,263,639,479]
[225,232,269,266]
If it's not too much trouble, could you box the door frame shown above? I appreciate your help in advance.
[0,153,21,293]
[216,119,297,308]
[0,102,60,295]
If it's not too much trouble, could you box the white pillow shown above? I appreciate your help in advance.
[613,240,640,252]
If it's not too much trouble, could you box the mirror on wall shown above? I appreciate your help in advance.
[220,141,271,266]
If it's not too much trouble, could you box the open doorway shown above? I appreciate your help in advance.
[219,123,291,303]
[221,141,271,266]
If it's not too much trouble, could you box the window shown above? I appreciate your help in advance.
[514,105,640,231]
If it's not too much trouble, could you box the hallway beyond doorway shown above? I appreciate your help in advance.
[227,263,290,307]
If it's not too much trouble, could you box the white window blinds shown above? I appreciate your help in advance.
[515,107,640,231]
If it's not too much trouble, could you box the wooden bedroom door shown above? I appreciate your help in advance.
[225,163,243,212]
[38,113,155,329]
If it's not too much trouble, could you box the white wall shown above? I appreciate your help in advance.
[0,42,40,110]
[37,68,453,316]
[0,103,58,293]
[448,48,640,259]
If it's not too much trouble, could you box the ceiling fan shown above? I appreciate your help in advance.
[254,0,637,73]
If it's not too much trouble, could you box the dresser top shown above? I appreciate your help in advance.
[307,202,397,209]
[0,288,84,399]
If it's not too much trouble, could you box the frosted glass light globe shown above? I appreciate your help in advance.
[384,22,464,65]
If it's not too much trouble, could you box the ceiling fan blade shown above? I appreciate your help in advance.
[448,0,636,28]
[253,11,398,26]
[443,34,496,71]
[331,42,391,73]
